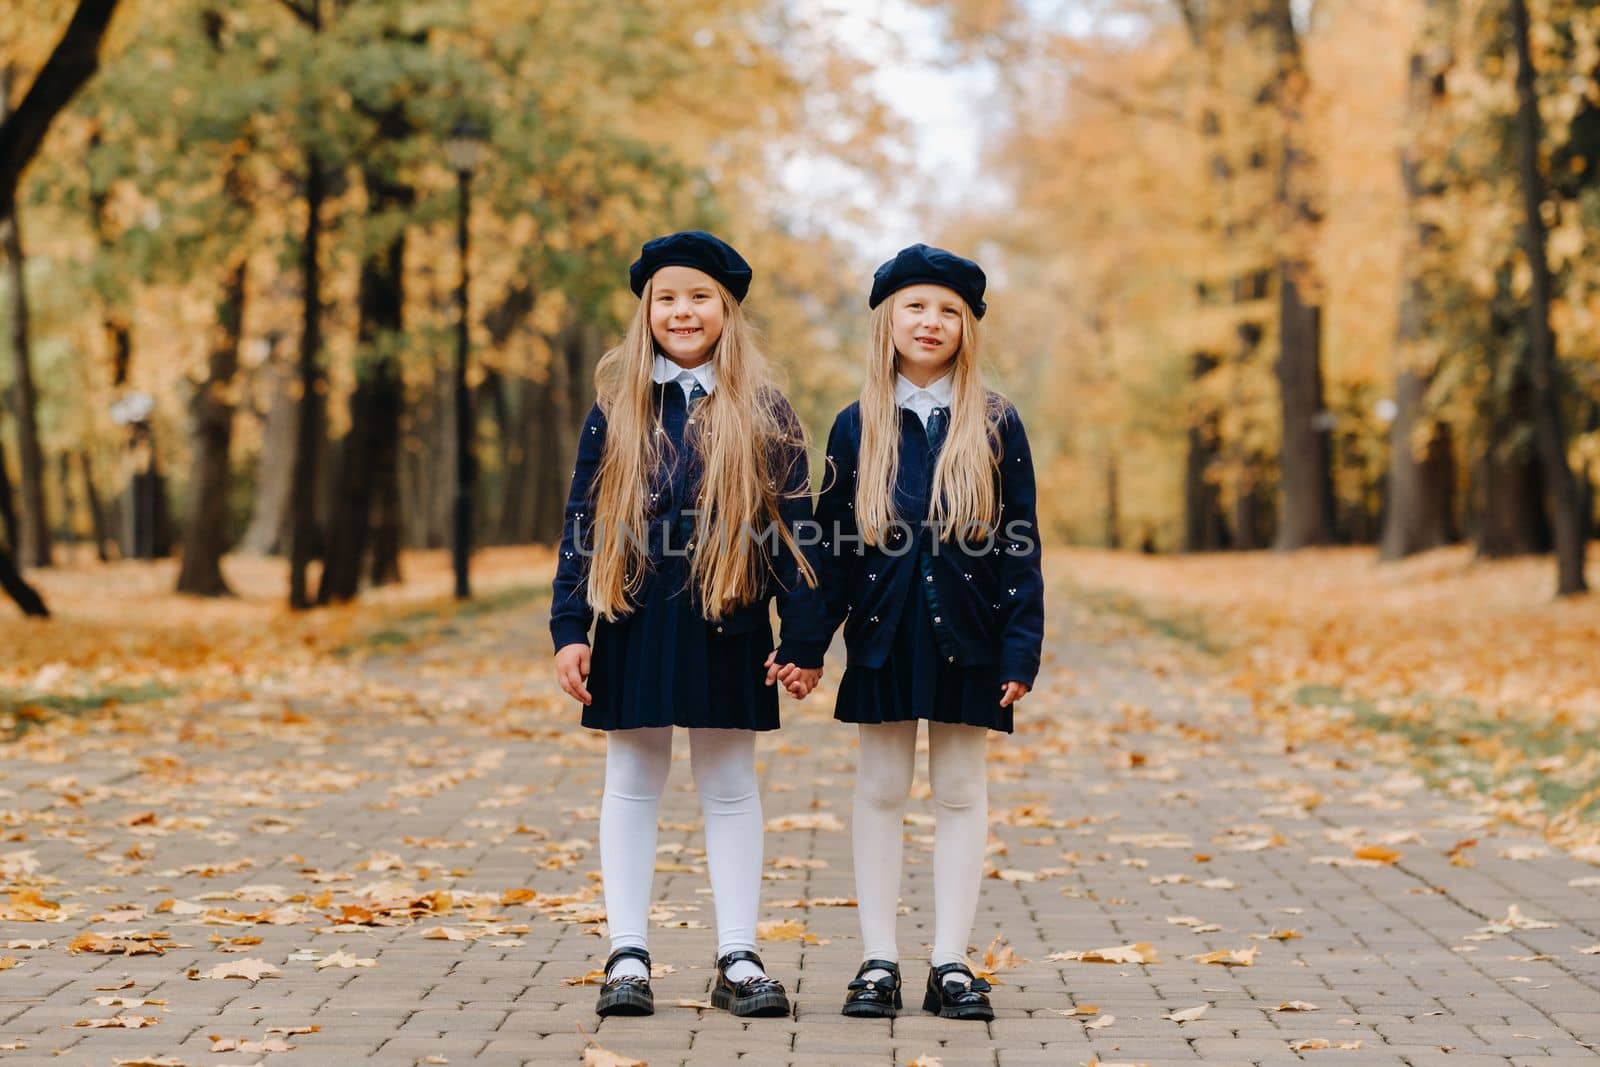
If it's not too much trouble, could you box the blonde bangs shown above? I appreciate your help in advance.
[855,301,1001,543]
[586,280,816,622]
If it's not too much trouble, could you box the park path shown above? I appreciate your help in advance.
[1,569,1598,1066]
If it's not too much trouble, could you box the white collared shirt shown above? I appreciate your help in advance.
[652,354,717,400]
[894,371,954,426]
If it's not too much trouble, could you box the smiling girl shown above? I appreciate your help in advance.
[811,244,1044,1021]
[551,231,825,1018]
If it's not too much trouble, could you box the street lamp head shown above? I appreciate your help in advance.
[445,117,488,176]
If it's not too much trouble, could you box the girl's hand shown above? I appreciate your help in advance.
[999,681,1030,708]
[783,667,822,698]
[556,643,593,706]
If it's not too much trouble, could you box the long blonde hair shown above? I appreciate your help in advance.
[854,299,1003,543]
[585,278,816,620]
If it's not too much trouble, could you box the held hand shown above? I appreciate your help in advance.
[999,681,1030,708]
[784,667,822,699]
[556,643,593,706]
[763,650,783,687]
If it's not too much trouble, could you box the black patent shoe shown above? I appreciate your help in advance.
[711,950,791,1018]
[595,946,654,1017]
[921,961,993,1021]
[841,958,902,1017]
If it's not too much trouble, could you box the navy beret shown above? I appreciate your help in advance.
[628,230,753,302]
[868,243,987,319]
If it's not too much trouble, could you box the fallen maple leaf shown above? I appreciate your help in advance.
[905,1057,944,1067]
[74,1015,159,1029]
[208,1035,295,1053]
[1353,845,1402,864]
[1276,1001,1320,1012]
[189,958,281,982]
[1083,1013,1115,1030]
[581,1045,647,1067]
[764,813,844,833]
[1049,942,1161,964]
[314,950,377,970]
[1288,1038,1362,1051]
[112,1059,185,1067]
[1190,947,1257,967]
[1165,1004,1208,1023]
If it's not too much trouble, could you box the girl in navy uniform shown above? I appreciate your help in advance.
[811,244,1044,1021]
[551,231,826,1019]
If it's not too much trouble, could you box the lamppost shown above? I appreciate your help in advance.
[445,117,487,600]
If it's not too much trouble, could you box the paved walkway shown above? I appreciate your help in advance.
[1,575,1598,1066]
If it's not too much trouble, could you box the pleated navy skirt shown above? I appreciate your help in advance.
[833,574,1011,734]
[583,569,779,733]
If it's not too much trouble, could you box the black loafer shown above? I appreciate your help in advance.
[841,958,902,1017]
[596,946,654,1017]
[922,961,993,1021]
[711,950,790,1018]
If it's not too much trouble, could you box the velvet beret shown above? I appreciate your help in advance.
[868,243,987,319]
[628,230,753,302]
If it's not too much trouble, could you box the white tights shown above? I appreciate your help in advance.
[853,721,989,979]
[599,727,767,982]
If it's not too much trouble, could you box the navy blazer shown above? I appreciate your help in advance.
[811,398,1045,687]
[549,383,830,669]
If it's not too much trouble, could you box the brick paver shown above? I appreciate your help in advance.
[1,576,1597,1065]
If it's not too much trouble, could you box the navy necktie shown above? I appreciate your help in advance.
[924,406,949,450]
[688,380,708,410]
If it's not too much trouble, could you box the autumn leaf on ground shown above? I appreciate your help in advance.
[1191,947,1257,966]
[1048,942,1161,964]
[580,1044,647,1067]
[1353,845,1402,864]
[314,950,377,969]
[112,1059,185,1067]
[208,1035,295,1053]
[1276,1001,1321,1012]
[1288,1038,1362,1051]
[770,855,828,869]
[5,939,47,949]
[420,926,473,941]
[905,1057,944,1067]
[981,935,1027,979]
[564,969,608,986]
[1056,1003,1100,1017]
[1499,904,1558,930]
[764,813,843,833]
[73,1015,159,1029]
[0,1040,26,1050]
[0,958,16,972]
[1083,1013,1115,1031]
[188,958,281,982]
[756,918,824,944]
[1165,1004,1208,1023]
[266,1025,320,1036]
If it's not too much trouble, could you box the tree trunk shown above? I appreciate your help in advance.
[1381,370,1457,559]
[176,257,246,596]
[289,149,326,610]
[0,128,51,568]
[1183,353,1228,552]
[319,163,409,602]
[1509,0,1588,594]
[0,2,121,223]
[1475,431,1549,557]
[1382,27,1457,561]
[80,450,108,561]
[1264,0,1333,550]
[236,334,295,555]
[0,430,19,556]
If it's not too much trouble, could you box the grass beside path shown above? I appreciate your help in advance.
[1055,544,1600,860]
